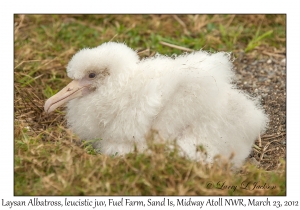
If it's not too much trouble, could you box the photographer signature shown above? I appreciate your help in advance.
[207,181,276,192]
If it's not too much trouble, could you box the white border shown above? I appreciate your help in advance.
[3,1,299,209]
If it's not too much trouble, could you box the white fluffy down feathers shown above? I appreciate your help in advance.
[57,42,268,167]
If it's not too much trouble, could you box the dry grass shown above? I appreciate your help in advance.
[14,14,286,195]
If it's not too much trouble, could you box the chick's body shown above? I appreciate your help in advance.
[52,42,268,167]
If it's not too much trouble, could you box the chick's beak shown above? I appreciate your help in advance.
[44,80,91,113]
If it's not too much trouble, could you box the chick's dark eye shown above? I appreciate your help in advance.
[89,73,96,78]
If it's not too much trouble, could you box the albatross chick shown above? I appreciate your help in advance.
[44,42,268,167]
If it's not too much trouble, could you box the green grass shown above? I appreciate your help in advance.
[14,14,286,195]
[14,129,286,195]
[245,30,274,52]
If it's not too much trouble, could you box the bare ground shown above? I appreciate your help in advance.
[233,48,286,170]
